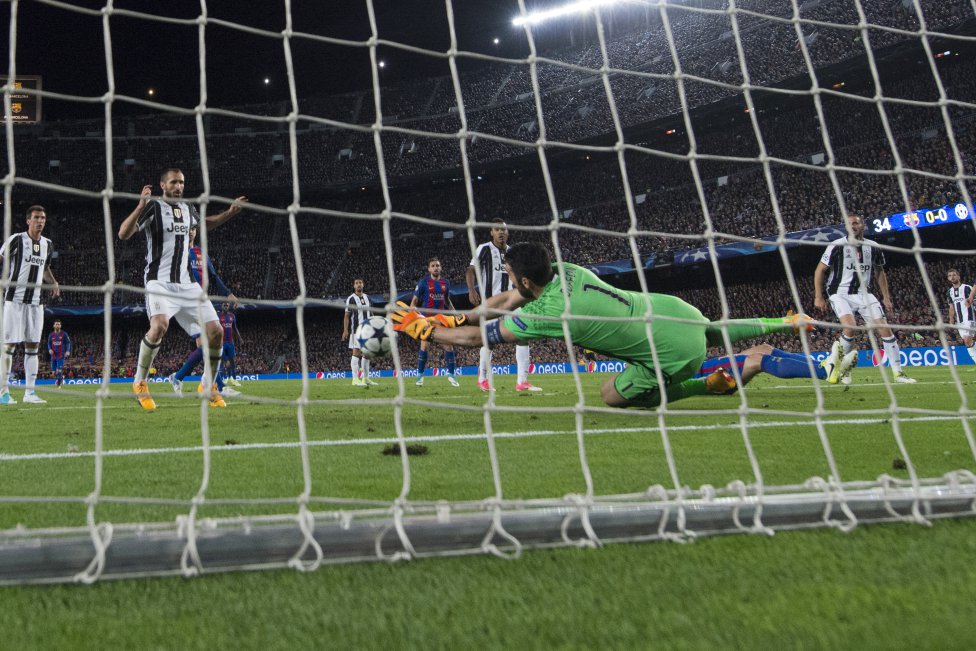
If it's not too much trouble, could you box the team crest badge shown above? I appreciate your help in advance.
[32,242,40,254]
[11,103,22,114]
[173,207,183,220]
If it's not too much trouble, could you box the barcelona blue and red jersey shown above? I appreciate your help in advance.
[220,311,236,344]
[188,246,232,297]
[414,275,451,315]
[48,330,71,359]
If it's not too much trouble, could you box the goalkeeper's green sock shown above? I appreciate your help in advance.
[630,378,707,409]
[706,317,796,347]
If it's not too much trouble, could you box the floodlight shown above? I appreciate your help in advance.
[512,0,620,27]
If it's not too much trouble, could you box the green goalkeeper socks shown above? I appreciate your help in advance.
[706,317,793,347]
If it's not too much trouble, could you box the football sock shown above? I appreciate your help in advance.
[361,357,371,379]
[351,356,361,380]
[176,347,203,381]
[706,318,797,347]
[840,335,855,354]
[478,347,491,381]
[445,351,456,375]
[24,349,39,391]
[631,378,708,409]
[882,336,902,373]
[417,349,428,376]
[135,337,161,383]
[1,345,14,391]
[207,350,223,389]
[227,359,237,378]
[515,345,530,384]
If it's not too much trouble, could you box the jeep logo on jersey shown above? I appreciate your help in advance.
[844,263,871,272]
[166,222,191,234]
[27,255,46,265]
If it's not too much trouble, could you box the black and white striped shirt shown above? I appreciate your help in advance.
[136,199,200,285]
[345,293,371,333]
[1,232,53,305]
[470,241,510,298]
[947,284,975,323]
[821,237,886,296]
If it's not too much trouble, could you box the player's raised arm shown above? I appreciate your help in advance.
[118,185,153,240]
[205,196,248,230]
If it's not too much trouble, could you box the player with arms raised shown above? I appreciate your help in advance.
[342,277,378,387]
[410,257,459,387]
[946,268,976,364]
[118,168,247,410]
[814,213,914,384]
[466,219,541,393]
[1,205,61,405]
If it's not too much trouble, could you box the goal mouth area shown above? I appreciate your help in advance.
[2,481,974,585]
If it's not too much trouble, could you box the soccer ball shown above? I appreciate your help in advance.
[355,316,394,359]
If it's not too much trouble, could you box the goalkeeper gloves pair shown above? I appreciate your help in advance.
[390,301,467,341]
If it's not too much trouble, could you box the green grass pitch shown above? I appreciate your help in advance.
[1,367,975,648]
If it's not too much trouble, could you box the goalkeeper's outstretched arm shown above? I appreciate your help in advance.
[463,288,530,325]
[429,320,520,348]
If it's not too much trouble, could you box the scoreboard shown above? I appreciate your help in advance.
[2,77,42,124]
[870,202,971,235]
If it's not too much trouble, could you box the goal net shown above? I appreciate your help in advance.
[1,0,975,584]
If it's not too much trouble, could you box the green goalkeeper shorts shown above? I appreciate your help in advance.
[612,342,707,405]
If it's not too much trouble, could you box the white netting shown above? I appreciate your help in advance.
[1,0,975,584]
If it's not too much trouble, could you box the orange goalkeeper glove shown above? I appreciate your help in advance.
[428,313,468,328]
[390,302,436,341]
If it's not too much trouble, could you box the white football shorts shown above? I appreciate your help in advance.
[954,320,975,339]
[145,280,219,337]
[2,301,44,344]
[829,292,886,322]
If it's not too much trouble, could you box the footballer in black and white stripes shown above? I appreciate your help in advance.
[945,268,976,363]
[118,168,247,410]
[342,278,377,387]
[1,205,61,405]
[813,214,915,384]
[465,219,541,393]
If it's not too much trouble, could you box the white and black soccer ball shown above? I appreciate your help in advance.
[354,316,394,359]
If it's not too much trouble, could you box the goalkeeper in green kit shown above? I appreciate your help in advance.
[392,243,811,409]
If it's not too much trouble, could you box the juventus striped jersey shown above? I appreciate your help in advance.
[345,293,371,333]
[947,284,975,323]
[820,237,886,296]
[470,241,510,298]
[1,232,53,305]
[136,199,200,285]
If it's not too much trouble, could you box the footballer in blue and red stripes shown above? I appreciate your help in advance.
[47,319,71,387]
[408,257,460,386]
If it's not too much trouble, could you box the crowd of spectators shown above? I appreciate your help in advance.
[4,0,975,380]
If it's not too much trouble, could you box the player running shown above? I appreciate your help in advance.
[393,243,812,409]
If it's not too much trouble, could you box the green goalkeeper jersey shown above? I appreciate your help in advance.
[502,263,709,374]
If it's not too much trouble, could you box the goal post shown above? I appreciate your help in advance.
[1,0,976,585]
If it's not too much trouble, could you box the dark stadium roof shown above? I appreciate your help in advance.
[5,0,596,119]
